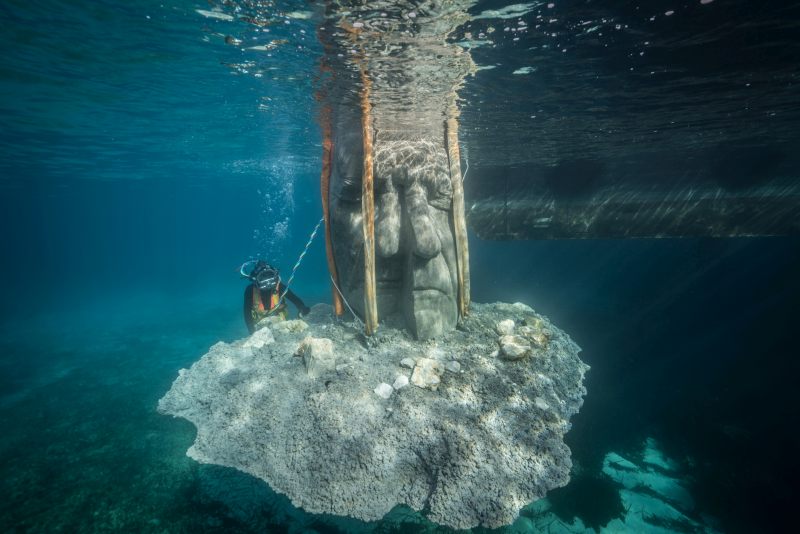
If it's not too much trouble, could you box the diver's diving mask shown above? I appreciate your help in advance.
[240,260,281,291]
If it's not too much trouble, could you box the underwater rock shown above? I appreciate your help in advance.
[399,357,415,369]
[295,336,335,378]
[445,360,461,373]
[496,319,515,335]
[520,316,551,349]
[602,448,694,511]
[255,314,285,331]
[374,383,393,399]
[499,334,532,360]
[602,490,702,534]
[514,439,718,534]
[159,302,588,530]
[597,438,714,533]
[242,327,274,350]
[392,375,409,390]
[410,357,443,389]
[273,319,309,334]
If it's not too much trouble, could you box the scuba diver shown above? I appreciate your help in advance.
[241,260,311,333]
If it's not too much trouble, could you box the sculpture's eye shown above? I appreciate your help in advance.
[431,172,453,201]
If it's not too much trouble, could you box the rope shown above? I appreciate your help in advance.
[461,144,469,183]
[278,216,324,305]
[330,275,365,329]
[272,215,365,332]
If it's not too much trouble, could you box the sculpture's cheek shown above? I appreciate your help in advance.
[328,132,461,338]
[402,207,459,339]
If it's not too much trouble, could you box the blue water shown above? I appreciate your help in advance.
[2,1,799,532]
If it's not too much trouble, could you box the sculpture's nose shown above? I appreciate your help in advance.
[405,182,441,259]
[376,178,400,258]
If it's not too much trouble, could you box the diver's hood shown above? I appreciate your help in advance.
[241,260,281,290]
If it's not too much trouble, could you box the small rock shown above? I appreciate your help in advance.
[495,319,515,336]
[523,315,543,329]
[534,397,550,411]
[296,336,335,378]
[531,332,549,348]
[255,315,284,330]
[517,325,535,338]
[445,360,461,373]
[242,327,275,349]
[426,346,445,359]
[410,358,443,389]
[499,335,532,361]
[400,357,415,369]
[374,383,393,399]
[274,319,309,334]
[392,375,409,390]
[519,318,550,348]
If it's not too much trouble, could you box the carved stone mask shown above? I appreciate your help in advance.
[328,115,458,339]
[320,1,475,339]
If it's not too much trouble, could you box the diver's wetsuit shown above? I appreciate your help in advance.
[243,283,310,334]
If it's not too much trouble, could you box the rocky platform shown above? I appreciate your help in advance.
[158,301,589,530]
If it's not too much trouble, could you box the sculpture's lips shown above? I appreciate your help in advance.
[377,280,401,290]
[412,287,449,299]
[375,281,451,296]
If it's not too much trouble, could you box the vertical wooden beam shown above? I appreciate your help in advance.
[319,104,344,316]
[360,69,379,335]
[446,115,471,317]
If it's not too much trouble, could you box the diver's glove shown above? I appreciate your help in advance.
[299,306,311,318]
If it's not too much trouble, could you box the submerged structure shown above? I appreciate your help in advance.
[161,1,589,529]
[158,0,800,530]
[159,302,588,529]
[318,0,475,340]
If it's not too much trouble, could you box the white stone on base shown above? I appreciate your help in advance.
[445,360,461,373]
[374,383,393,399]
[242,327,275,349]
[499,335,532,360]
[295,336,335,378]
[410,357,443,389]
[496,319,515,336]
[400,357,415,369]
[392,375,409,390]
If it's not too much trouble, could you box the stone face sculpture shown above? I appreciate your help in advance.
[319,1,475,339]
[160,4,591,532]
[328,130,460,338]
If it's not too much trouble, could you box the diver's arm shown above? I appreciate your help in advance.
[284,287,311,316]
